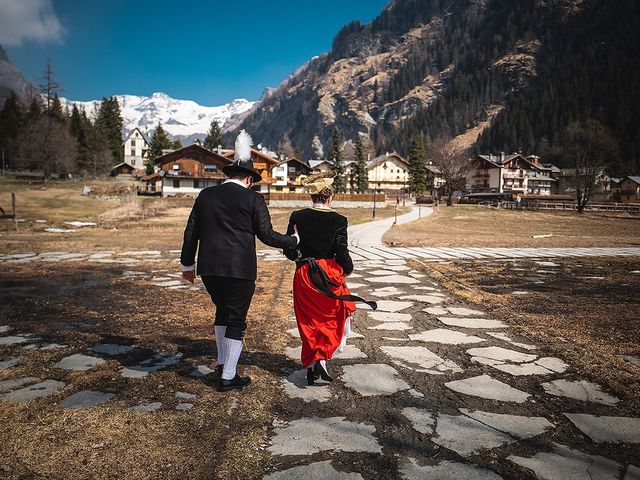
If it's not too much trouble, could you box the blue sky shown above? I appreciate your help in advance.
[3,0,389,105]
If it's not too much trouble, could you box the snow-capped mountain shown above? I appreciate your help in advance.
[61,92,255,143]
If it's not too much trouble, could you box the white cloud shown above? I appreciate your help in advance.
[0,0,65,46]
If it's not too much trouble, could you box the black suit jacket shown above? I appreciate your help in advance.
[283,208,353,275]
[181,182,297,280]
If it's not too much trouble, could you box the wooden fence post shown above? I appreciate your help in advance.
[11,192,17,230]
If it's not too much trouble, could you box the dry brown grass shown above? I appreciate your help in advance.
[416,258,640,412]
[0,260,297,480]
[384,204,640,248]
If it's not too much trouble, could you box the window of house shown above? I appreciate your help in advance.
[172,164,180,170]
[289,187,296,192]
[205,164,217,172]
[173,179,180,188]
[130,149,135,156]
[131,140,136,147]
[288,166,296,173]
[194,180,200,188]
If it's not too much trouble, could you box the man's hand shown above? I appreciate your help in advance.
[292,224,300,245]
[182,270,196,283]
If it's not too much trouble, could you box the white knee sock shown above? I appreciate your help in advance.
[214,326,227,365]
[222,337,243,380]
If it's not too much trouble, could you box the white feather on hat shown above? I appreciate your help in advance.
[234,129,253,163]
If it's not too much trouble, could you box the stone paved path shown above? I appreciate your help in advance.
[261,208,640,479]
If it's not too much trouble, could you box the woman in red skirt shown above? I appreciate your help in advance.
[284,173,375,385]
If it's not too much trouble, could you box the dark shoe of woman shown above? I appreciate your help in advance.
[314,361,333,382]
[306,367,315,386]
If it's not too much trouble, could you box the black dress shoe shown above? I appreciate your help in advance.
[306,367,317,386]
[216,374,251,392]
[314,361,333,382]
[216,365,224,378]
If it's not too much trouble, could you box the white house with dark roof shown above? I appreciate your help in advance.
[368,152,409,191]
[122,127,150,171]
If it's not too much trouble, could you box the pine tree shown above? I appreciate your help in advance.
[147,123,173,174]
[203,118,226,150]
[354,136,369,193]
[40,59,61,115]
[69,104,92,175]
[172,139,183,150]
[327,127,346,193]
[0,91,23,168]
[95,97,123,164]
[408,135,427,194]
[50,94,65,122]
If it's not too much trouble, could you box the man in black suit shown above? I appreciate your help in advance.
[181,131,298,391]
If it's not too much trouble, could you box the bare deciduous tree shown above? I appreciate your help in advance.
[426,137,471,206]
[563,120,618,213]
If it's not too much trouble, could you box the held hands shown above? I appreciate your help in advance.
[182,270,196,283]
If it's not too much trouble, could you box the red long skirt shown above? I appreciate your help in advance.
[293,259,357,367]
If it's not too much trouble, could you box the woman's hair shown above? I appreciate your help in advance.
[310,186,334,204]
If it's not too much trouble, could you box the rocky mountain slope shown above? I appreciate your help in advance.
[0,46,32,104]
[233,0,639,174]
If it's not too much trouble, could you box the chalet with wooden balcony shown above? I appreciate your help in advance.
[466,153,558,195]
[272,158,313,193]
[140,144,232,197]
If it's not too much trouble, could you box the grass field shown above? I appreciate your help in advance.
[383,204,640,248]
[0,176,405,254]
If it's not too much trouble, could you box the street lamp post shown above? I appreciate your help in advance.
[371,154,376,218]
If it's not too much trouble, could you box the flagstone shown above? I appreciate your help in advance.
[423,306,448,315]
[368,322,412,331]
[0,377,39,393]
[486,332,537,350]
[445,374,530,403]
[370,286,405,297]
[263,460,364,480]
[130,402,162,412]
[121,352,183,378]
[368,269,402,276]
[438,317,507,329]
[368,275,420,284]
[408,389,424,398]
[381,346,462,374]
[268,416,382,455]
[175,391,196,400]
[447,307,486,316]
[508,443,621,480]
[341,364,410,396]
[542,380,619,405]
[189,365,215,377]
[382,336,406,341]
[368,311,412,322]
[153,280,184,287]
[409,329,485,345]
[23,342,67,351]
[384,265,410,271]
[282,370,333,403]
[53,353,105,371]
[536,261,560,267]
[564,414,640,443]
[413,286,439,291]
[346,282,367,289]
[466,346,538,363]
[401,407,435,434]
[60,390,114,409]
[399,458,503,480]
[90,343,135,356]
[0,335,39,346]
[3,379,66,402]
[535,357,568,373]
[622,355,640,367]
[176,403,194,411]
[286,327,299,338]
[626,465,640,480]
[0,325,13,333]
[401,294,445,304]
[459,409,554,439]
[472,358,555,376]
[370,300,413,312]
[0,357,22,370]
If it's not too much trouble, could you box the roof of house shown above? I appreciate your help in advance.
[625,176,640,184]
[221,148,279,165]
[425,165,442,174]
[278,158,311,169]
[122,127,150,145]
[152,144,233,166]
[309,159,332,169]
[369,152,408,168]
[111,162,134,170]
